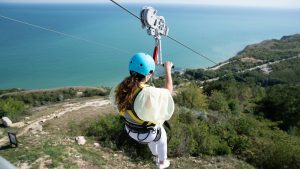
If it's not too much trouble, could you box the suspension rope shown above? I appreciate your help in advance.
[166,35,217,64]
[0,14,131,55]
[110,0,141,21]
[110,0,217,64]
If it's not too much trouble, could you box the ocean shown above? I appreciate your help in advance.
[0,3,300,89]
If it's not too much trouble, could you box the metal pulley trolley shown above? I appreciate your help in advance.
[140,7,169,66]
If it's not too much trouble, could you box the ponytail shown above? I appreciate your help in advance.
[115,72,145,111]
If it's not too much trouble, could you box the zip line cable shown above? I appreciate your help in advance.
[166,35,217,64]
[109,0,218,65]
[110,0,141,20]
[0,14,131,55]
[1,2,218,64]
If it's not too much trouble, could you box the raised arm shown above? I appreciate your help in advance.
[164,61,173,93]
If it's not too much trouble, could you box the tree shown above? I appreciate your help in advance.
[174,84,208,111]
[258,84,300,131]
[208,91,230,114]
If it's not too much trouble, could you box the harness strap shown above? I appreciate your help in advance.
[126,123,162,143]
[124,118,155,130]
[126,110,145,124]
[153,127,161,142]
[119,84,162,143]
[119,84,155,127]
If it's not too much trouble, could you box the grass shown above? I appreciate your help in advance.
[0,97,110,169]
[0,137,104,168]
[168,155,254,169]
[77,146,105,166]
[0,134,77,169]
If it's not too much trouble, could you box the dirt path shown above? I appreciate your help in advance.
[0,98,110,146]
[208,61,230,70]
[201,55,300,84]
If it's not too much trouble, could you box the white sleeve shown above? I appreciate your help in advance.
[133,87,175,125]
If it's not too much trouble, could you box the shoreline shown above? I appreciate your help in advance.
[1,34,299,90]
[0,86,108,98]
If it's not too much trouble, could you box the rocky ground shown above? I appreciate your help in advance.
[0,96,254,169]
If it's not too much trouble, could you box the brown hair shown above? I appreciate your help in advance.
[115,72,145,111]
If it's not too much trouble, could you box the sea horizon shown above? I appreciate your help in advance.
[1,3,299,89]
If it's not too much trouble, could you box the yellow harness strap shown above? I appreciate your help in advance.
[119,84,155,126]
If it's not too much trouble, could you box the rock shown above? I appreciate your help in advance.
[10,122,25,128]
[45,159,52,166]
[94,143,100,148]
[2,117,12,127]
[25,117,30,120]
[54,112,64,118]
[40,119,47,123]
[29,123,43,133]
[58,94,64,101]
[75,136,86,145]
[76,91,83,97]
[19,162,30,169]
[40,131,48,135]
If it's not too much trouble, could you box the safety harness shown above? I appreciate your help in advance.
[119,84,161,143]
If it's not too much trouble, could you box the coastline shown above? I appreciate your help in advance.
[1,34,300,90]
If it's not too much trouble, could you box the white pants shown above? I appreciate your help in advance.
[125,125,168,161]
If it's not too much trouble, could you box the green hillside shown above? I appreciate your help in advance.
[185,34,300,81]
[136,34,300,168]
[1,34,300,169]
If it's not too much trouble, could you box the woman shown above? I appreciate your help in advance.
[111,53,174,169]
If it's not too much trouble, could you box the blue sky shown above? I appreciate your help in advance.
[1,0,300,9]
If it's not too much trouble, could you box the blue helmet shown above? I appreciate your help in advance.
[129,53,155,76]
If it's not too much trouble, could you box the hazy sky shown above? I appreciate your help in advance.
[1,0,300,9]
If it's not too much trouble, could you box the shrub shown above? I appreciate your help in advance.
[230,115,300,169]
[258,84,300,131]
[0,88,25,95]
[85,114,152,159]
[208,91,230,114]
[244,129,300,169]
[165,107,231,156]
[1,88,78,106]
[228,99,242,115]
[174,84,208,111]
[83,88,109,97]
[0,97,28,122]
[0,87,111,106]
[85,114,123,146]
